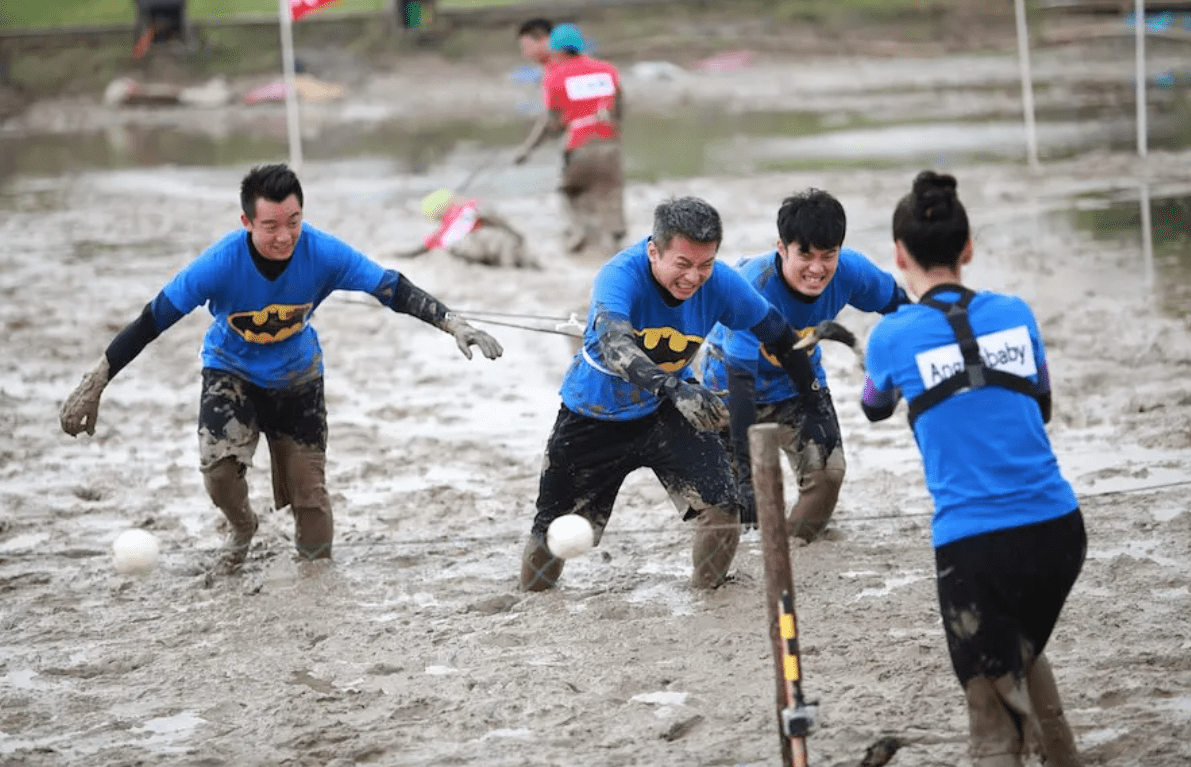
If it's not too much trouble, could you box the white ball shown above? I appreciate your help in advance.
[112,529,160,575]
[546,514,595,559]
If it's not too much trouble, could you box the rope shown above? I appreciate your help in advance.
[458,315,582,337]
[6,476,1186,563]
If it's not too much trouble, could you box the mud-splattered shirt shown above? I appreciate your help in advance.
[862,287,1077,547]
[161,224,387,388]
[697,247,903,402]
[561,237,772,420]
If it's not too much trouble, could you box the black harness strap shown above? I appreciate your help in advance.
[907,286,1038,426]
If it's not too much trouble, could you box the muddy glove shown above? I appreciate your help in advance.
[444,314,503,360]
[659,376,729,432]
[60,356,110,436]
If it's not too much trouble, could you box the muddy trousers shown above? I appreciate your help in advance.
[753,395,845,541]
[560,139,625,262]
[198,370,334,561]
[938,511,1086,767]
[523,402,743,591]
[202,441,333,560]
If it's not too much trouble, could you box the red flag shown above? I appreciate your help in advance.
[289,0,345,22]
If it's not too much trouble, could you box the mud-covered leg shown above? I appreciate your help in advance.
[690,505,740,589]
[1028,653,1082,767]
[520,533,565,591]
[202,457,258,569]
[965,675,1027,767]
[775,392,844,541]
[270,437,332,561]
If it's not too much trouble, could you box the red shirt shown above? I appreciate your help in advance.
[542,55,621,151]
[424,200,481,250]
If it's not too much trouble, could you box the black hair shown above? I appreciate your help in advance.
[892,170,970,270]
[240,164,303,221]
[517,17,553,38]
[776,188,846,253]
[652,196,722,252]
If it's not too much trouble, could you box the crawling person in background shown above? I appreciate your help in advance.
[520,196,821,592]
[697,188,908,540]
[862,170,1084,767]
[59,164,503,573]
[398,189,540,269]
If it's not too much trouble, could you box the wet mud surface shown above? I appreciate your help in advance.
[2,45,1191,767]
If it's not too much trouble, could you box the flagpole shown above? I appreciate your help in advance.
[278,0,304,169]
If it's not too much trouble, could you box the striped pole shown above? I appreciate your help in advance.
[750,423,813,766]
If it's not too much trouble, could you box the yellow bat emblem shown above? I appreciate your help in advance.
[635,326,703,373]
[227,303,313,344]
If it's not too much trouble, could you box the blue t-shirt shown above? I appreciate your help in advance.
[162,223,387,388]
[698,247,900,402]
[863,287,1077,547]
[560,237,773,420]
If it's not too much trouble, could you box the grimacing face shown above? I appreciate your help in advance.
[778,240,839,297]
[647,235,719,301]
[242,194,303,261]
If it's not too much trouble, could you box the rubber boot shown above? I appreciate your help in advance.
[520,534,564,591]
[690,506,740,589]
[269,438,333,560]
[786,464,844,542]
[202,457,258,570]
[1028,654,1082,767]
[965,676,1025,767]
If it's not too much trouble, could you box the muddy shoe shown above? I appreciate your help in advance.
[211,514,259,575]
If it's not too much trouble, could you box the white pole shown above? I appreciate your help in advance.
[1139,184,1154,294]
[1014,0,1040,172]
[278,0,304,169]
[1135,0,1148,158]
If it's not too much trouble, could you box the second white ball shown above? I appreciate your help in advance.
[112,528,160,575]
[546,514,595,559]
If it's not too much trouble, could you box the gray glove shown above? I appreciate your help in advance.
[444,315,503,360]
[660,376,729,432]
[60,356,110,436]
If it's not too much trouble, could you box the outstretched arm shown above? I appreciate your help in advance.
[512,109,563,164]
[60,292,186,436]
[593,311,728,431]
[373,270,502,360]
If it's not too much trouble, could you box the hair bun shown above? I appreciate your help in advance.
[912,171,958,221]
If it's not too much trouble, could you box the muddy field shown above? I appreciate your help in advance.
[2,26,1191,767]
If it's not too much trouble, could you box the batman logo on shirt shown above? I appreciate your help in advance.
[760,325,814,368]
[635,327,704,373]
[227,303,313,344]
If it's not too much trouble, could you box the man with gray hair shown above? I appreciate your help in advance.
[520,197,821,591]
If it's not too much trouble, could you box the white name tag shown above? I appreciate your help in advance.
[564,73,615,101]
[915,325,1036,390]
[441,206,478,248]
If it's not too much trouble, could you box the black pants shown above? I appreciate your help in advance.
[936,509,1086,685]
[531,401,740,539]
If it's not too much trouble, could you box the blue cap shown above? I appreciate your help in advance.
[549,23,585,53]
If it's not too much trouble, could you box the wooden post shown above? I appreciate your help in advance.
[750,423,809,767]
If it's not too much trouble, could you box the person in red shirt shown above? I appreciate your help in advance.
[512,23,626,262]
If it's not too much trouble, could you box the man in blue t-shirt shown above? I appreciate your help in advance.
[60,164,503,572]
[698,189,907,541]
[521,196,822,591]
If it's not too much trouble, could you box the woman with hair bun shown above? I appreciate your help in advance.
[860,171,1085,767]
